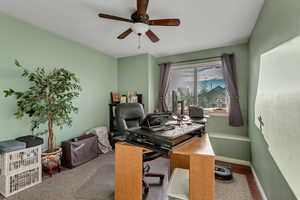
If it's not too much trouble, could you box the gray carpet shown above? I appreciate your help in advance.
[1,152,252,200]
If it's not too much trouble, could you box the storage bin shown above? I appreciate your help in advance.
[0,145,42,197]
[0,145,41,176]
[0,167,41,197]
[167,168,189,200]
[62,134,99,168]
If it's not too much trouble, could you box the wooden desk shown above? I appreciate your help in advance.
[171,134,215,200]
[115,134,215,200]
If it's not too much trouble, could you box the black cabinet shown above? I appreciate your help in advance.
[109,103,119,132]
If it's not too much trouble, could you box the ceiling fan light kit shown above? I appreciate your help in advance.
[131,23,150,49]
[98,0,180,46]
[132,23,149,36]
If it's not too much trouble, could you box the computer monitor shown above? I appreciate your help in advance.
[172,90,184,115]
[172,91,178,114]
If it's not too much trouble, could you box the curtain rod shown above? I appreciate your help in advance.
[171,56,222,65]
[159,53,235,65]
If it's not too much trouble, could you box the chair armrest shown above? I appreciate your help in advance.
[143,152,163,162]
[113,135,127,142]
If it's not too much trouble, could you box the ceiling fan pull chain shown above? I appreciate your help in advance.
[138,34,141,49]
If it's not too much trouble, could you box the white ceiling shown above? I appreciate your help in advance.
[0,0,264,58]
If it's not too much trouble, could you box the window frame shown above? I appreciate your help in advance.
[169,60,229,115]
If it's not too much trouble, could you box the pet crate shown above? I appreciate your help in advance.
[0,145,42,197]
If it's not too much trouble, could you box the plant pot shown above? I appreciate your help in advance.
[41,147,62,169]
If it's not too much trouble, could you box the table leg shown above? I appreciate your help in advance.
[189,154,215,200]
[115,143,143,200]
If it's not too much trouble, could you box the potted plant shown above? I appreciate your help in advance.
[4,60,81,170]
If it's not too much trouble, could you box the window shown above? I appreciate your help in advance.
[166,60,228,113]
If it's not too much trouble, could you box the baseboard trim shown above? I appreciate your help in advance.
[209,132,250,142]
[251,166,268,200]
[216,156,251,166]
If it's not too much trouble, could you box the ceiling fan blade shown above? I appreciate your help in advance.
[137,0,149,16]
[117,28,133,39]
[149,19,181,26]
[146,30,160,43]
[98,13,133,23]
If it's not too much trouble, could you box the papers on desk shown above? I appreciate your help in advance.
[165,120,193,126]
[165,120,179,125]
[154,123,203,140]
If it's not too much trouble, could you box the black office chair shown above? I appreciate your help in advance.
[115,103,165,194]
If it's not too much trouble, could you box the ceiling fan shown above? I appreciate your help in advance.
[98,0,181,43]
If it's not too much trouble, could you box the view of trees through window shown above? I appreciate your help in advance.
[166,61,228,112]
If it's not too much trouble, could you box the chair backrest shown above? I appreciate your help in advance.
[115,103,145,134]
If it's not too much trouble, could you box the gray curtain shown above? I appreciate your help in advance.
[158,63,172,112]
[221,54,244,126]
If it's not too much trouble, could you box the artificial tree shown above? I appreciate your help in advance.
[4,60,81,153]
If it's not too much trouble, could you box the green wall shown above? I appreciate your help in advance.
[157,44,250,161]
[148,55,160,112]
[248,0,299,199]
[210,137,250,161]
[117,54,150,112]
[117,54,159,113]
[0,12,118,145]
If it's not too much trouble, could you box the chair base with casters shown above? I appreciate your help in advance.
[142,152,165,194]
